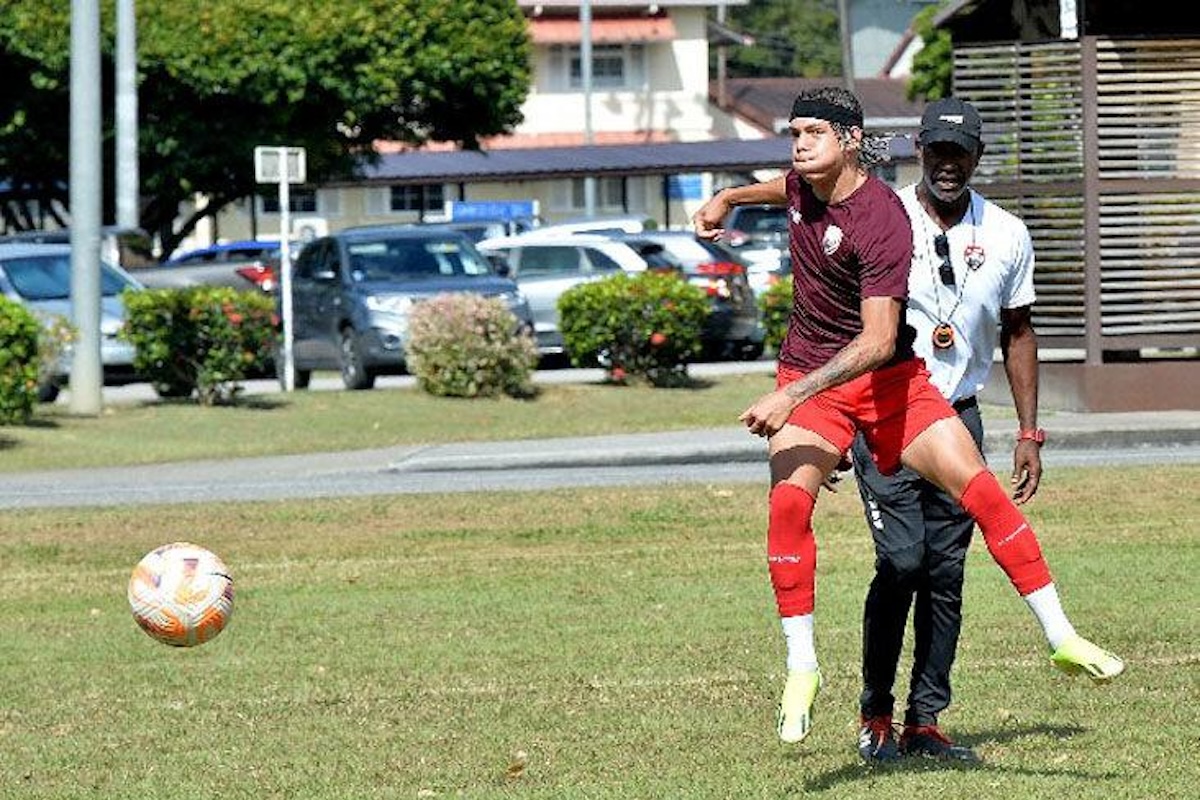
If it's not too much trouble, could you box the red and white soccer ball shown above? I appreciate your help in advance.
[128,542,234,647]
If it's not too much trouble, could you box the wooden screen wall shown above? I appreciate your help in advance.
[952,37,1200,357]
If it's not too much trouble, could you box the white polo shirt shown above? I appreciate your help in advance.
[898,185,1036,404]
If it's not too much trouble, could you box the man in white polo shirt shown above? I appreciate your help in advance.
[851,97,1055,764]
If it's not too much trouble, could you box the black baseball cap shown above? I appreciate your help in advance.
[917,97,983,153]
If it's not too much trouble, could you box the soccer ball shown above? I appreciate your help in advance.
[128,542,234,647]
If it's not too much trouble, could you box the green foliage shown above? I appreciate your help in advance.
[757,274,793,353]
[907,3,954,101]
[33,312,75,398]
[0,295,41,424]
[120,287,278,405]
[404,292,538,398]
[0,0,531,250]
[724,0,843,78]
[558,271,710,387]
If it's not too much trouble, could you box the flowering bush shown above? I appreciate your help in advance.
[758,274,793,354]
[405,292,538,398]
[120,286,278,405]
[0,295,41,424]
[557,270,709,387]
[33,312,75,401]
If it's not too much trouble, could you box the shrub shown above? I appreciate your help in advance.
[120,287,278,405]
[558,270,709,387]
[758,274,793,354]
[405,292,539,398]
[33,312,76,399]
[0,295,42,424]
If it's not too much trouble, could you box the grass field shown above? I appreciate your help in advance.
[1,467,1196,799]
[0,374,783,472]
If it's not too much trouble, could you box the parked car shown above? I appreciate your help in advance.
[287,225,533,390]
[0,242,142,401]
[722,204,789,291]
[475,233,681,357]
[617,231,765,361]
[138,239,297,292]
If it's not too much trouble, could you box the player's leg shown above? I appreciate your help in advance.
[901,416,1124,682]
[850,431,925,762]
[767,423,844,743]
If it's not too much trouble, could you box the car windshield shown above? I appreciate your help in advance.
[346,237,493,280]
[2,254,134,300]
[732,207,787,234]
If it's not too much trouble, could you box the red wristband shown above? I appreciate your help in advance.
[1017,428,1046,444]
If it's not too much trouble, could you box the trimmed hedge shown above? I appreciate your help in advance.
[0,295,42,424]
[120,286,278,405]
[558,271,710,387]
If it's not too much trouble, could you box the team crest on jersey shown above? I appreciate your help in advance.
[822,225,844,255]
[790,207,802,225]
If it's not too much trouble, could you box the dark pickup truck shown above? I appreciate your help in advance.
[131,239,294,292]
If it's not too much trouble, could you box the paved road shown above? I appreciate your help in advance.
[19,359,1197,510]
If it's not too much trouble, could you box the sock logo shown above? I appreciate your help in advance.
[996,522,1029,547]
[769,554,803,564]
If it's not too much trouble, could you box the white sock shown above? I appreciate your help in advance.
[781,614,817,672]
[1023,583,1077,649]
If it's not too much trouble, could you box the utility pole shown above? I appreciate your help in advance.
[116,0,139,230]
[69,0,103,415]
[837,0,856,94]
[581,0,596,217]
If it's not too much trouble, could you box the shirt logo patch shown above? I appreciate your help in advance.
[822,225,844,255]
[790,207,803,225]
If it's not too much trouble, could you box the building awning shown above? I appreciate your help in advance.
[529,15,677,45]
[351,139,793,186]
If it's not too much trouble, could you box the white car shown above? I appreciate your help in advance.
[475,233,680,356]
[0,242,143,401]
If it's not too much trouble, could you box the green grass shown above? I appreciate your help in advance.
[0,374,781,472]
[0,467,1196,799]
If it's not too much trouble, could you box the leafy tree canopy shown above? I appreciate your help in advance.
[907,3,953,101]
[724,0,843,79]
[0,0,531,254]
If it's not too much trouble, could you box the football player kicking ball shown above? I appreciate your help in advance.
[692,86,1123,747]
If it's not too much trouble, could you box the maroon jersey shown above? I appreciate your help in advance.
[778,171,915,371]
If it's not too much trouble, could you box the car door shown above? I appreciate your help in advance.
[508,244,595,353]
[289,239,341,367]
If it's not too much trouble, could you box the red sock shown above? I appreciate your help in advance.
[958,470,1052,596]
[767,482,817,617]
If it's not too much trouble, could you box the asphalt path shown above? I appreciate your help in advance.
[17,359,1197,510]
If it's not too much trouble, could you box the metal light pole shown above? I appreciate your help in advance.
[581,0,596,217]
[837,0,856,93]
[69,0,103,415]
[115,0,139,229]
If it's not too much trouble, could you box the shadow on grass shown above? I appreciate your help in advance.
[132,395,289,411]
[797,723,1123,792]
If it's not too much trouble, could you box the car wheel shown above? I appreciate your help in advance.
[36,380,61,403]
[339,328,375,390]
[739,340,765,361]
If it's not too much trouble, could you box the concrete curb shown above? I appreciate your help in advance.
[389,421,1200,473]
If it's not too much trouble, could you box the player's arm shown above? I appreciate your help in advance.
[740,296,900,437]
[1001,304,1042,503]
[693,175,788,241]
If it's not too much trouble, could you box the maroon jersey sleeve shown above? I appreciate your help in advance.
[855,180,913,301]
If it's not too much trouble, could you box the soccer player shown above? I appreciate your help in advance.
[691,87,1124,747]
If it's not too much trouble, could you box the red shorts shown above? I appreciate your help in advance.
[775,358,956,475]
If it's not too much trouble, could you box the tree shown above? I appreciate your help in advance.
[906,3,953,101]
[0,0,531,255]
[724,0,843,79]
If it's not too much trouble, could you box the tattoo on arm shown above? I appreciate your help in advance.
[782,340,882,403]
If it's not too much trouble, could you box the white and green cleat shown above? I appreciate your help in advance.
[777,668,822,743]
[1051,634,1125,683]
